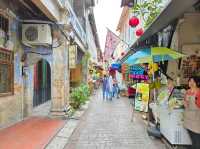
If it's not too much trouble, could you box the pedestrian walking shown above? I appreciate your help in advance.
[112,77,120,98]
[102,75,108,100]
[107,74,113,101]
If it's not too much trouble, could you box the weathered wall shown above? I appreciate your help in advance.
[73,0,86,29]
[0,14,23,128]
[23,48,52,117]
[32,0,61,21]
[86,11,98,62]
[51,36,69,116]
[0,1,71,127]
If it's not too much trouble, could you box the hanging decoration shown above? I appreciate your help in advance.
[111,55,115,60]
[129,16,139,27]
[136,28,144,36]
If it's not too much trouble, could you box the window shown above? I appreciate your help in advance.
[0,48,13,96]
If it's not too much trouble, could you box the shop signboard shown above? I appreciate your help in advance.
[111,63,121,70]
[129,65,148,80]
[134,83,150,112]
[129,74,148,80]
[69,45,77,69]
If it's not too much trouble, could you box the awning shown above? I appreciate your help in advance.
[121,0,199,62]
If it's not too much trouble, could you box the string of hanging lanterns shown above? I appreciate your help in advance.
[129,16,139,27]
[136,28,144,36]
[128,15,144,37]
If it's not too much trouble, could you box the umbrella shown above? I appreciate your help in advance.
[124,47,185,101]
[125,47,185,65]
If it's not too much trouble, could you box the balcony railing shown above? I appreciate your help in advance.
[65,0,87,47]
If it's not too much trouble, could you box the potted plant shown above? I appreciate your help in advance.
[70,84,90,109]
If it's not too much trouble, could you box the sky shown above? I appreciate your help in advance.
[94,0,122,52]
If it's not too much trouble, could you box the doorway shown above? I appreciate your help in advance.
[33,59,51,107]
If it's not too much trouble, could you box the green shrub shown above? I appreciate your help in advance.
[70,84,90,109]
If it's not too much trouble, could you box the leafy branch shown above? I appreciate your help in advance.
[131,0,163,28]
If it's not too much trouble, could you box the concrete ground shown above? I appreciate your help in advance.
[0,116,64,149]
[32,101,51,117]
[64,90,166,149]
[0,90,166,149]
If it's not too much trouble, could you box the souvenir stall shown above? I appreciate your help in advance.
[121,64,129,96]
[152,85,192,145]
[123,47,192,146]
[88,64,102,90]
[149,14,200,146]
[129,65,150,112]
[88,65,95,93]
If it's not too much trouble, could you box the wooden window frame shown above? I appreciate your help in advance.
[0,47,14,97]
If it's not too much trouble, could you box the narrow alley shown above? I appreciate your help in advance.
[65,90,166,149]
[0,0,199,148]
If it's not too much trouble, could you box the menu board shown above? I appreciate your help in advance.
[134,83,150,112]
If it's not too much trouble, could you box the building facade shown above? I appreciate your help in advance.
[0,0,100,128]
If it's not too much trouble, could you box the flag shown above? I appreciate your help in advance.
[104,29,120,61]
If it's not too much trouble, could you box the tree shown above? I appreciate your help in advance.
[131,0,163,28]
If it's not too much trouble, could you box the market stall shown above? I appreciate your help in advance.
[123,47,193,147]
[152,86,192,145]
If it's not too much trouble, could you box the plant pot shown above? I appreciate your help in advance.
[69,101,81,109]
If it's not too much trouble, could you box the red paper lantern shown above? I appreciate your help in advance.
[136,28,144,36]
[121,52,125,56]
[129,17,139,27]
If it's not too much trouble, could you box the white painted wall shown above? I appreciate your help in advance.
[85,11,98,62]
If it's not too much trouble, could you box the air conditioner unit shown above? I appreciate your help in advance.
[22,24,52,46]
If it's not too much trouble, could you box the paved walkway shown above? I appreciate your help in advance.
[0,117,64,149]
[65,91,166,149]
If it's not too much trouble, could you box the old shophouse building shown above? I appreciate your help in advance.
[0,0,100,128]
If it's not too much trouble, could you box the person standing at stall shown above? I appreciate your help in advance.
[183,76,200,149]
